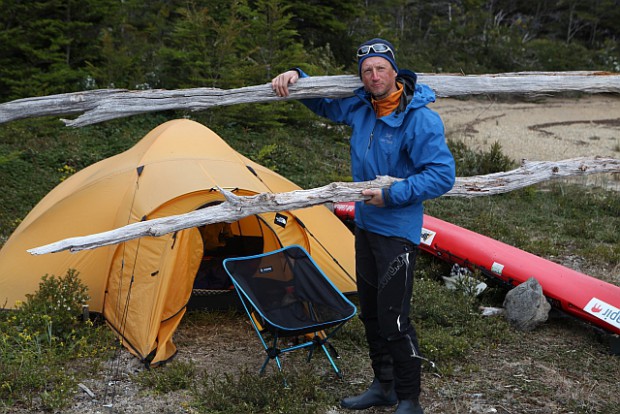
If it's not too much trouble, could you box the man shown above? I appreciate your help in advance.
[272,38,455,414]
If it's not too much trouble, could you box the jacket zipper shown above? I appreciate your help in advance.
[364,121,376,166]
[359,121,377,230]
[368,123,376,149]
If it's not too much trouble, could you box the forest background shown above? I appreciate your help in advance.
[2,0,620,102]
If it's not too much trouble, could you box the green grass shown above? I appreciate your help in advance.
[133,360,197,394]
[426,185,620,267]
[194,368,331,414]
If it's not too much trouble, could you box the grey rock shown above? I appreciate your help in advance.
[503,277,551,331]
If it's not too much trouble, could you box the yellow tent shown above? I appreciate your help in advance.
[0,119,355,366]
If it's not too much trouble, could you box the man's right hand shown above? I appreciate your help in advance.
[271,70,299,97]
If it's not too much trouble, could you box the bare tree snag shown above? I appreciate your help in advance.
[1,71,618,127]
[27,156,619,256]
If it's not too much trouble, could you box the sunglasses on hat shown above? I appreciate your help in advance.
[357,43,394,58]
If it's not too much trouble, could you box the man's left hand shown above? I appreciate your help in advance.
[362,189,385,207]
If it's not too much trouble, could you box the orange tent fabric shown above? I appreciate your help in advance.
[0,119,355,366]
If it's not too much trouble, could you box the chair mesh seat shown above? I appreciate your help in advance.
[223,245,357,377]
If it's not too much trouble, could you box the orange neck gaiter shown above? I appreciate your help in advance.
[372,82,403,118]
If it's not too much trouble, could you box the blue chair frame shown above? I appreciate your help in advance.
[222,245,357,378]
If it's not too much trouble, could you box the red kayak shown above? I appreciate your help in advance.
[333,202,620,335]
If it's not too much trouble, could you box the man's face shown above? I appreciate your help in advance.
[360,56,398,100]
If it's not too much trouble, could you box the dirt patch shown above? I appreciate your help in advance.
[432,94,620,191]
[433,94,620,162]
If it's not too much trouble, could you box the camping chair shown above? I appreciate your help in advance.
[222,245,357,379]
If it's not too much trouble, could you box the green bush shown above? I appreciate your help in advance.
[448,139,517,176]
[0,269,115,411]
[194,368,330,414]
[413,277,514,368]
[17,269,89,342]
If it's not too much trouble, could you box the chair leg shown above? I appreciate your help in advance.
[306,343,315,362]
[258,335,291,387]
[321,342,343,378]
[304,333,344,378]
[259,355,271,375]
[260,335,284,374]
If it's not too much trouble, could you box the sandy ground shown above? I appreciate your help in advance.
[433,94,620,190]
[433,94,620,161]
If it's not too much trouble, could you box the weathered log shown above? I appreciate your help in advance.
[27,156,619,256]
[1,71,618,127]
[447,156,620,197]
[27,176,399,255]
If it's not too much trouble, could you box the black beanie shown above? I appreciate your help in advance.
[357,38,399,76]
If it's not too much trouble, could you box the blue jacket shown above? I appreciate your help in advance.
[298,69,455,244]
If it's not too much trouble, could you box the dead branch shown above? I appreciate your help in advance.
[447,156,620,197]
[27,176,399,255]
[1,71,619,127]
[27,156,619,256]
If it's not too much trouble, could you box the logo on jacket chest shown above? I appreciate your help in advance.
[379,132,394,146]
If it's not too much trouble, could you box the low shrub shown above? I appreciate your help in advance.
[134,360,197,394]
[194,368,330,414]
[0,269,115,411]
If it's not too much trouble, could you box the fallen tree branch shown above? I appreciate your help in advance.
[447,156,620,197]
[27,156,619,255]
[2,71,619,127]
[28,176,399,255]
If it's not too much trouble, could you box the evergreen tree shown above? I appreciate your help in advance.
[157,0,251,89]
[286,0,361,68]
[86,0,182,89]
[239,0,309,83]
[0,0,111,100]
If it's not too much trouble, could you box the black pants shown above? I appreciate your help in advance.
[355,227,421,401]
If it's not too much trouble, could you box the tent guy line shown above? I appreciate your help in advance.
[27,156,619,256]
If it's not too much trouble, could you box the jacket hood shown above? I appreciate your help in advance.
[396,69,416,113]
[396,69,437,112]
[397,69,417,95]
